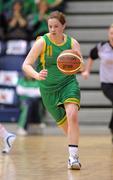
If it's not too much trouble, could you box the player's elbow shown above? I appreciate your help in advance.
[22,62,27,73]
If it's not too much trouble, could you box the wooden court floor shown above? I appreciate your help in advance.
[0,134,113,180]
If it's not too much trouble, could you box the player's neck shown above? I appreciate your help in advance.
[49,33,65,45]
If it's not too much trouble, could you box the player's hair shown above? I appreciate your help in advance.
[47,11,66,25]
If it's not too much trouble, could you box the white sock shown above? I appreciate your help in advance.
[68,145,78,158]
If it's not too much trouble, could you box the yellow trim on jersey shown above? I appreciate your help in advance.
[57,115,67,126]
[40,38,46,69]
[65,97,80,102]
[47,45,53,56]
[47,45,49,56]
[71,38,74,48]
[47,33,67,46]
[64,98,80,109]
[50,45,52,56]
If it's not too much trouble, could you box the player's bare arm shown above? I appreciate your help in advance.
[22,38,48,80]
[81,57,94,79]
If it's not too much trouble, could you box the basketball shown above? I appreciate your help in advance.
[57,49,82,75]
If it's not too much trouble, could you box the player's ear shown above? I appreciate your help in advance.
[63,23,66,30]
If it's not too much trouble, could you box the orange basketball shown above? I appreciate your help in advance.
[57,49,82,75]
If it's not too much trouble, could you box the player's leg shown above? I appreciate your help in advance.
[0,124,16,153]
[64,103,79,145]
[17,99,29,136]
[58,119,68,135]
[64,103,81,170]
[109,112,113,143]
[40,88,81,169]
[101,83,113,142]
[58,79,81,169]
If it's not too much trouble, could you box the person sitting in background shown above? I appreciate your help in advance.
[0,1,8,40]
[0,14,5,40]
[27,0,49,39]
[16,75,46,136]
[22,0,36,17]
[6,1,28,40]
[47,0,66,12]
[0,124,16,153]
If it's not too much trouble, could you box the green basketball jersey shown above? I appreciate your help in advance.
[36,33,78,91]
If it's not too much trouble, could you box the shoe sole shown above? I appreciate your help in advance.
[68,163,81,170]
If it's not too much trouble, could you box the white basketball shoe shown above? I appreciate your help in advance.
[68,155,81,170]
[2,133,16,153]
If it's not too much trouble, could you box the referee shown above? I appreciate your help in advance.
[82,24,113,143]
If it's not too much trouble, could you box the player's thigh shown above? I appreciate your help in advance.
[41,90,66,124]
[60,79,80,107]
[47,105,66,124]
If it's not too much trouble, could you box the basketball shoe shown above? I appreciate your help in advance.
[68,155,81,170]
[2,133,16,153]
[17,128,28,136]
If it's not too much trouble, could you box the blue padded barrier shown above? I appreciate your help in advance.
[0,106,20,122]
[0,40,28,122]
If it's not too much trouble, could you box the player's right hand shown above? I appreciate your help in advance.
[81,71,89,79]
[37,69,48,80]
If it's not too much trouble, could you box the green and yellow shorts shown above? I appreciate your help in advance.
[40,80,80,126]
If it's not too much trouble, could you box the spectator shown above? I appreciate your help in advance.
[22,0,36,17]
[16,75,46,136]
[27,0,49,39]
[82,24,113,143]
[47,0,66,12]
[2,0,14,20]
[0,2,8,40]
[0,14,6,40]
[6,1,28,40]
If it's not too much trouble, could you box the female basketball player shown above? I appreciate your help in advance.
[0,124,16,153]
[82,24,113,143]
[22,11,84,170]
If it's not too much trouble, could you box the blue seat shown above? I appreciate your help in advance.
[0,55,25,72]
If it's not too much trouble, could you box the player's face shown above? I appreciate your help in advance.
[108,27,113,46]
[48,18,65,36]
